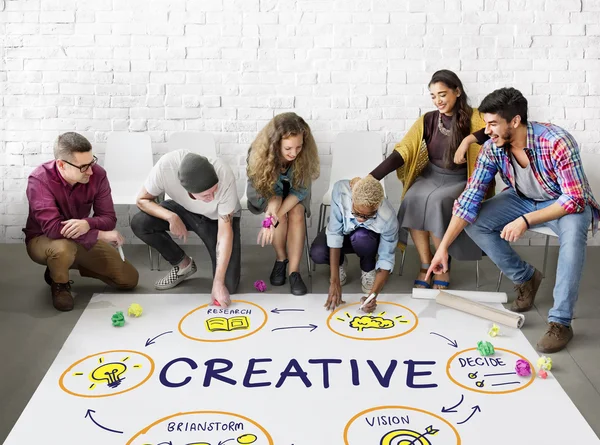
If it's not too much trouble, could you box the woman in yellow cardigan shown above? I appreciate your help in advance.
[370,70,490,289]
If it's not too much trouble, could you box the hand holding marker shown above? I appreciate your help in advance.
[358,292,377,312]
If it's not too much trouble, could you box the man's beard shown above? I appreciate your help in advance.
[500,128,513,149]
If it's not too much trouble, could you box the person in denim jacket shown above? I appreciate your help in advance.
[246,112,320,295]
[310,176,399,312]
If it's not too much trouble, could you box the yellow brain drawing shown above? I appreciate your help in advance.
[349,316,395,332]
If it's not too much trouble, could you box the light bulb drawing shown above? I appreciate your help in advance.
[89,362,128,389]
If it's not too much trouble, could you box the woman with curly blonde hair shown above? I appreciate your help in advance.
[246,112,320,296]
[310,176,399,312]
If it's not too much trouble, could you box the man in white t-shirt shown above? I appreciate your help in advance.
[131,150,241,306]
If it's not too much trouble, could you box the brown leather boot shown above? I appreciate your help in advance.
[51,281,74,311]
[510,268,543,312]
[537,322,574,353]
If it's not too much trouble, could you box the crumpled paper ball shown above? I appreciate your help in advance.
[111,311,125,327]
[254,280,267,292]
[537,355,552,371]
[538,369,548,379]
[488,323,500,337]
[515,359,531,376]
[477,340,495,356]
[128,303,143,317]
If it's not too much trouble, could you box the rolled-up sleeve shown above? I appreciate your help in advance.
[26,177,65,240]
[289,185,308,202]
[452,145,497,223]
[553,136,587,214]
[83,172,117,231]
[326,183,344,248]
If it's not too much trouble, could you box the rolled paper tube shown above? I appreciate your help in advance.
[413,287,508,303]
[436,291,525,329]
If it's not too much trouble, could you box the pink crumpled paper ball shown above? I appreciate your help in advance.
[262,217,273,228]
[515,359,531,376]
[254,280,267,292]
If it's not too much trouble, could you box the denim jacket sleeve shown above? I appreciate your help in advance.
[289,184,309,202]
[325,182,345,248]
[375,202,399,272]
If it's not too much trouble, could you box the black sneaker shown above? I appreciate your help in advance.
[289,272,307,296]
[270,259,289,286]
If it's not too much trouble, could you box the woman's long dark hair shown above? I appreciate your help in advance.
[429,70,473,168]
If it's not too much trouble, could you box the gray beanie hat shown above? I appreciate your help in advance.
[178,153,219,193]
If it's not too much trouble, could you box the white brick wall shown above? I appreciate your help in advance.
[1,0,600,247]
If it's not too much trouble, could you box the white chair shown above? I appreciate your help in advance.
[168,132,217,157]
[314,132,387,271]
[164,132,217,201]
[104,132,157,269]
[496,151,600,291]
[105,132,153,205]
[317,132,386,232]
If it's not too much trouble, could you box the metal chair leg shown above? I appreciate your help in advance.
[313,207,323,272]
[476,260,480,289]
[398,249,406,276]
[496,271,503,292]
[542,235,549,278]
[148,245,154,270]
[305,213,312,278]
[317,204,324,236]
[320,204,330,232]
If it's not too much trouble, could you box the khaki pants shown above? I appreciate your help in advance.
[26,236,139,289]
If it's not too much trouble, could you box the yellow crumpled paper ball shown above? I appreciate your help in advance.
[128,303,143,318]
[537,355,552,371]
[488,323,500,338]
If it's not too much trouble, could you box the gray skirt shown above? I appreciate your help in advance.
[397,162,482,261]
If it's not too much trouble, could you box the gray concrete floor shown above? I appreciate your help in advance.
[1,243,600,441]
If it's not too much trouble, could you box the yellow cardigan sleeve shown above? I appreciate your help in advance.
[393,115,426,182]
[466,108,487,178]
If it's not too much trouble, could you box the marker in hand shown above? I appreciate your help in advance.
[358,292,377,312]
[117,246,125,262]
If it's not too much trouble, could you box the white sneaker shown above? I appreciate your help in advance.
[361,269,376,294]
[339,257,347,286]
[155,258,197,290]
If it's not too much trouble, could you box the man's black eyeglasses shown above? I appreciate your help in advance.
[62,155,98,173]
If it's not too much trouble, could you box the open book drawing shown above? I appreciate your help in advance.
[205,316,250,332]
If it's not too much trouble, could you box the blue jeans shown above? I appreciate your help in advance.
[465,188,592,326]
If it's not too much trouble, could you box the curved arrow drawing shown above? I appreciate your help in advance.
[457,405,481,425]
[272,324,317,332]
[441,394,464,413]
[429,331,458,348]
[85,409,123,434]
[145,330,173,347]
